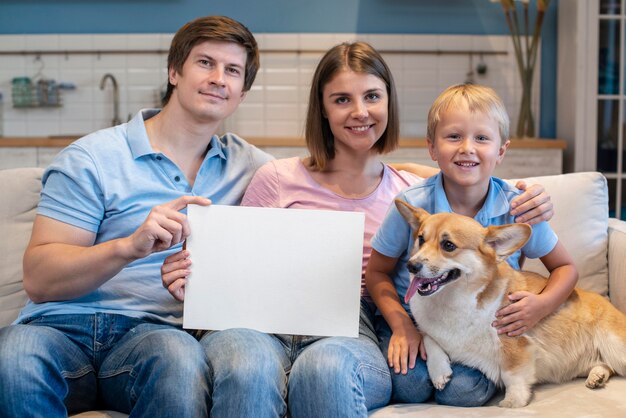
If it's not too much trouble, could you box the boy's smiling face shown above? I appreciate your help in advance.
[428,100,510,191]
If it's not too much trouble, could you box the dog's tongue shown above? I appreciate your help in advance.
[404,277,421,304]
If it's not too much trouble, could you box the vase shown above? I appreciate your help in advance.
[517,66,536,138]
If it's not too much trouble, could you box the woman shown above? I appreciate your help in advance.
[162,42,552,417]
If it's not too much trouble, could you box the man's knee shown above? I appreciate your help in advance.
[130,326,208,375]
[0,324,86,375]
[0,324,96,414]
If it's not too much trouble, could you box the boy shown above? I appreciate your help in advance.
[365,84,578,407]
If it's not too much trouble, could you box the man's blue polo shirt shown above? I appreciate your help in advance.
[371,173,558,311]
[16,109,273,326]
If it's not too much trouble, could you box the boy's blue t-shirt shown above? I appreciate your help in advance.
[371,172,558,311]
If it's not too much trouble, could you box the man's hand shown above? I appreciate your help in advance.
[126,196,211,259]
[511,181,554,225]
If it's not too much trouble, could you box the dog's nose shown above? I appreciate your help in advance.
[407,262,422,274]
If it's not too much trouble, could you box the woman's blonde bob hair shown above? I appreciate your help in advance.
[427,83,510,142]
[305,42,400,170]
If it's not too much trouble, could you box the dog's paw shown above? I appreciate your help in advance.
[585,366,611,389]
[431,372,451,390]
[428,361,452,390]
[499,387,531,408]
[499,398,529,408]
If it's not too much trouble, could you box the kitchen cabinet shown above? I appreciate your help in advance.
[0,147,63,169]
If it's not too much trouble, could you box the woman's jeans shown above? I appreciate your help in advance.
[201,300,392,418]
[0,313,210,417]
[375,317,497,407]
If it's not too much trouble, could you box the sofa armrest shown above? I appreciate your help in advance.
[608,218,626,314]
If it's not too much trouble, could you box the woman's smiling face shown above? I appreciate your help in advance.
[322,69,389,156]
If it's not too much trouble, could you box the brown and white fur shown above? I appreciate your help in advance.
[395,199,626,408]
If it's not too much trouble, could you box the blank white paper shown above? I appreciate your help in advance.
[183,204,364,337]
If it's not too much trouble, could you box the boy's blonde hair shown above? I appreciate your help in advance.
[426,84,510,142]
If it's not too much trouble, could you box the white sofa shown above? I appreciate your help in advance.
[1,167,625,417]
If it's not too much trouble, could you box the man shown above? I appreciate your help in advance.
[0,16,272,417]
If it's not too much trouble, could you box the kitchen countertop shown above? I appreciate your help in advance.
[0,136,567,149]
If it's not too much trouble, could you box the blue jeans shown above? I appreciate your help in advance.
[375,317,496,407]
[200,301,391,418]
[0,313,210,417]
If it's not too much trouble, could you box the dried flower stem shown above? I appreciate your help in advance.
[499,0,551,137]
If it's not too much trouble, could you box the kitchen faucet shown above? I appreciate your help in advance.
[99,73,121,126]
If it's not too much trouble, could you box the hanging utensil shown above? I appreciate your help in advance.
[465,53,475,84]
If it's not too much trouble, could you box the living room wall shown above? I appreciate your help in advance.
[0,0,558,138]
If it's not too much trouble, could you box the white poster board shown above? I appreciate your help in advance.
[183,205,364,337]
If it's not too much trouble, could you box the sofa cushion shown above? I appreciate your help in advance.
[514,172,609,296]
[369,376,626,417]
[0,167,43,327]
[608,218,626,312]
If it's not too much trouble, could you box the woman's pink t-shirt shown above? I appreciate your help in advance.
[241,157,421,300]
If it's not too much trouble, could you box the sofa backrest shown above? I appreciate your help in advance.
[0,167,43,327]
[0,169,611,328]
[512,172,609,296]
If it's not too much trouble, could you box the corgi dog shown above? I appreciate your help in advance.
[395,200,626,408]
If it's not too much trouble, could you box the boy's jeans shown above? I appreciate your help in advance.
[376,317,497,407]
[0,313,210,417]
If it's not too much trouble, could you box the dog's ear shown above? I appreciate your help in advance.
[484,223,532,262]
[395,199,429,231]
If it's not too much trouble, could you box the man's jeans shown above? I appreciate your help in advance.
[0,313,210,417]
[201,301,392,418]
[376,317,497,407]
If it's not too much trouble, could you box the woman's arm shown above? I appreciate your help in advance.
[389,162,439,178]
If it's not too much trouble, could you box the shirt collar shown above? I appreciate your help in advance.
[476,177,510,224]
[128,109,159,159]
[205,135,226,160]
[432,173,510,223]
[432,173,453,214]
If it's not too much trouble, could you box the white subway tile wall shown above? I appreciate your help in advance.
[0,33,538,139]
